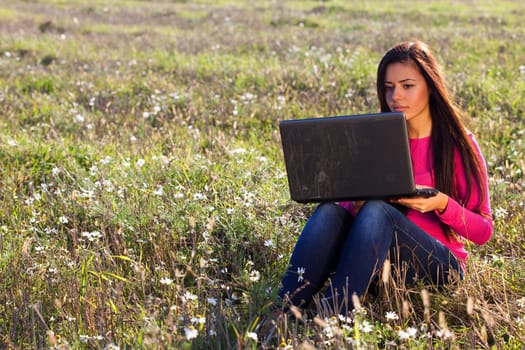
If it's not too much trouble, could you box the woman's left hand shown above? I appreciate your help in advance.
[390,186,449,214]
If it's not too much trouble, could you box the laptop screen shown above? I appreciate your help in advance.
[279,112,417,202]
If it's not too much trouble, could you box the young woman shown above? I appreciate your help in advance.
[278,40,493,313]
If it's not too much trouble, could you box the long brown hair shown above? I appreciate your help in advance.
[376,40,486,236]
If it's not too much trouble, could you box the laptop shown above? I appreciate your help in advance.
[279,112,437,203]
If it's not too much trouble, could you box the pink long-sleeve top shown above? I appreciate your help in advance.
[339,133,493,268]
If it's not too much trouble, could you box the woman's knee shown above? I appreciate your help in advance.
[298,202,352,245]
[316,202,351,217]
[350,200,400,243]
[310,202,352,228]
[358,200,394,221]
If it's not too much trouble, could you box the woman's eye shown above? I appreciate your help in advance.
[403,84,413,89]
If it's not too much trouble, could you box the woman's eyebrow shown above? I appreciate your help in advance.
[385,78,417,84]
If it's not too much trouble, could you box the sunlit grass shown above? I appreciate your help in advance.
[1,0,524,348]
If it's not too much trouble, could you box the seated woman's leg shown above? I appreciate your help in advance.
[325,200,461,311]
[388,222,462,288]
[278,202,353,308]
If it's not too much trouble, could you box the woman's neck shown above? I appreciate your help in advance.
[407,117,432,139]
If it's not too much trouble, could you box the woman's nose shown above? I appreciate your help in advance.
[391,86,401,101]
[389,86,405,103]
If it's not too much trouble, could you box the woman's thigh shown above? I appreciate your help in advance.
[383,206,462,286]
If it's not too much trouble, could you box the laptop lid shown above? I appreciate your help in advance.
[279,112,419,203]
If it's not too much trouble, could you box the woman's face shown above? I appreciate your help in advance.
[384,61,431,124]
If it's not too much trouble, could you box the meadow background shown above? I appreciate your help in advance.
[0,0,524,348]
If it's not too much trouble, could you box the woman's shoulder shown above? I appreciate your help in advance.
[462,128,482,150]
[456,129,487,168]
[465,129,483,148]
[464,128,475,138]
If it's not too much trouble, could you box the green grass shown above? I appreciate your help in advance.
[1,0,524,348]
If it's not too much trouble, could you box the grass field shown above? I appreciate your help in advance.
[1,0,524,348]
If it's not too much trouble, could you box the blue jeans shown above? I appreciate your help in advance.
[278,201,462,311]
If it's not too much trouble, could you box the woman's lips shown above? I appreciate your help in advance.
[392,106,407,112]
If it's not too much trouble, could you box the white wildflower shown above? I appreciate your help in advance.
[89,165,99,176]
[193,192,207,200]
[359,320,374,333]
[407,327,418,337]
[191,316,206,325]
[323,326,334,339]
[160,277,173,286]
[338,314,352,324]
[81,190,94,199]
[153,185,164,196]
[264,239,275,248]
[81,231,102,242]
[58,216,69,224]
[136,158,145,168]
[246,332,258,342]
[517,297,525,308]
[385,311,399,321]
[240,92,256,102]
[398,327,417,340]
[183,291,198,302]
[103,180,114,193]
[435,328,452,339]
[74,114,85,123]
[494,207,508,219]
[297,267,305,282]
[229,148,247,155]
[184,326,199,340]
[249,270,261,282]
